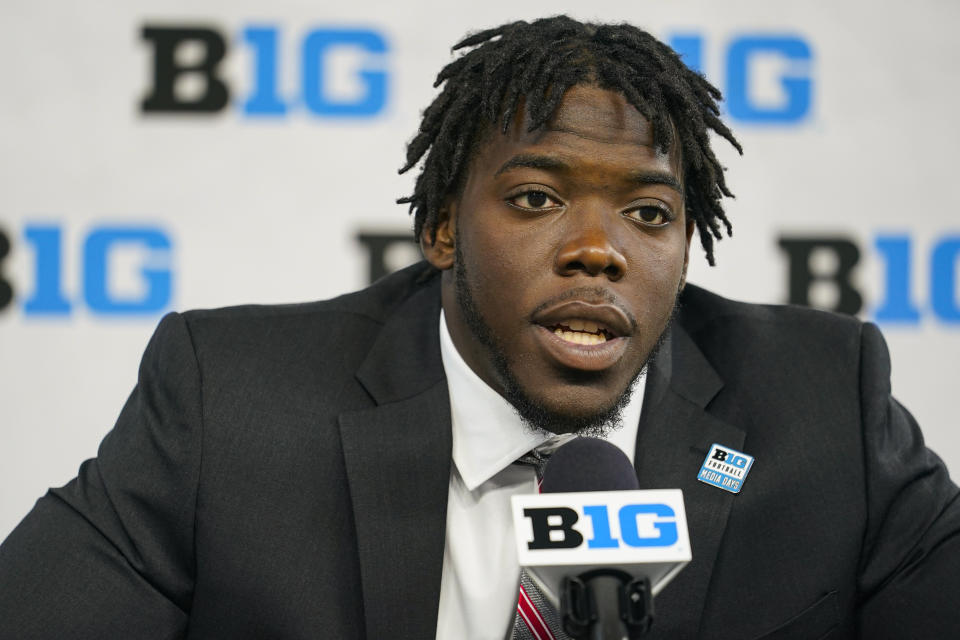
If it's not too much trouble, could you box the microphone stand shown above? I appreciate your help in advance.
[561,571,654,640]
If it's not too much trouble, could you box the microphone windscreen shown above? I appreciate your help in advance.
[540,437,640,493]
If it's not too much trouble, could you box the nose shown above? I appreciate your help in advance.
[554,209,627,281]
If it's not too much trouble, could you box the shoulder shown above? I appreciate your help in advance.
[677,283,866,373]
[179,261,437,336]
[148,262,439,400]
[674,283,876,428]
[678,282,863,338]
[176,261,435,347]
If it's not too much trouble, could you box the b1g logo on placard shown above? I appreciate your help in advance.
[140,24,389,118]
[0,223,173,317]
[523,503,679,550]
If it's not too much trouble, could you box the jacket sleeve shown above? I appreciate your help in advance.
[856,322,960,638]
[0,312,202,640]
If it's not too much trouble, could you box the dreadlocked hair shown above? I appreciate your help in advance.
[398,15,742,265]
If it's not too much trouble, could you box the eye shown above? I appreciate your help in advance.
[625,203,673,227]
[507,190,562,211]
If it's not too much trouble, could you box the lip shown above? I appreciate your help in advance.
[533,324,629,372]
[531,300,634,338]
[530,300,634,372]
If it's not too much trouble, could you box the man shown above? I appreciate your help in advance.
[1,16,958,640]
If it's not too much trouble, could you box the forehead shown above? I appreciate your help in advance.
[468,84,679,179]
[544,84,657,146]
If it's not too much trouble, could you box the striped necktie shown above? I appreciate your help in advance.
[512,444,572,640]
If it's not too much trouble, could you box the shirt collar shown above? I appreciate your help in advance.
[439,310,556,490]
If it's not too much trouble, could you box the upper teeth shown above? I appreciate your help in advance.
[566,319,601,332]
[554,328,607,345]
[552,319,610,345]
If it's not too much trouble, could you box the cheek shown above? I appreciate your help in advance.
[455,229,522,326]
[460,217,547,295]
[629,237,687,313]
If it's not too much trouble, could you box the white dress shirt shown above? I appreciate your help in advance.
[434,310,645,639]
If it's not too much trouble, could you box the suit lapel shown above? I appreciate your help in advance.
[636,323,745,640]
[338,278,452,639]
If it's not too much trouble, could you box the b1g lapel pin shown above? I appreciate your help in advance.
[697,443,754,494]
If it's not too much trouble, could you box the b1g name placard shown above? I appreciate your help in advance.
[511,489,692,602]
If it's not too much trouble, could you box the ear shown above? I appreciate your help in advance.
[679,218,695,291]
[420,198,457,270]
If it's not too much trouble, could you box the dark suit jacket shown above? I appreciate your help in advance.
[1,262,958,639]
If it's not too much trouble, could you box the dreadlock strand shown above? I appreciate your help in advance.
[517,49,565,130]
[452,23,517,50]
[703,111,743,155]
[399,85,458,173]
[527,63,586,131]
[695,215,718,267]
[526,47,579,119]
[433,55,475,88]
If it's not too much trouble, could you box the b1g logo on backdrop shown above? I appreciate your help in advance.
[667,33,813,124]
[779,233,960,324]
[0,223,174,317]
[140,24,389,118]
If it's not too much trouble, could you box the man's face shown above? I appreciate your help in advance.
[424,84,693,434]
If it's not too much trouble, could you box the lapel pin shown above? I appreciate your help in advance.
[697,443,754,494]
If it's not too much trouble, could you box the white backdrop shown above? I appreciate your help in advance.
[2,0,959,539]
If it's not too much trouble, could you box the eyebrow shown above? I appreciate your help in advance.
[494,154,569,177]
[631,171,683,194]
[494,153,683,194]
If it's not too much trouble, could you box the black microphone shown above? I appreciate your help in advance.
[540,437,641,493]
[540,438,651,639]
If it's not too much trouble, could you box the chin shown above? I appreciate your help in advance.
[538,389,620,418]
[505,375,640,437]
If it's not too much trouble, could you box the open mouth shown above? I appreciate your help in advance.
[547,320,615,345]
[530,299,633,371]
